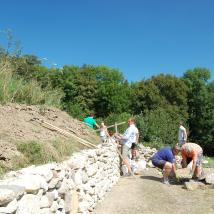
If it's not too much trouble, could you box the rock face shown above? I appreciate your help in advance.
[0,143,120,213]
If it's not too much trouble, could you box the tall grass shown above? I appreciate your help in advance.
[0,57,63,106]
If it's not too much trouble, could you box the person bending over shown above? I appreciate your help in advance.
[181,142,204,180]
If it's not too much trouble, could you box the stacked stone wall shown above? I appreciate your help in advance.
[0,143,120,214]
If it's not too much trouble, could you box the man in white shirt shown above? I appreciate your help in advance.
[178,122,187,146]
[117,118,139,176]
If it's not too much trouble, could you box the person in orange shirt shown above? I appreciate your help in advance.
[181,142,204,180]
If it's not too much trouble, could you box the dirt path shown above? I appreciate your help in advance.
[94,168,214,214]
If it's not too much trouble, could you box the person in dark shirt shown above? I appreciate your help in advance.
[151,145,181,184]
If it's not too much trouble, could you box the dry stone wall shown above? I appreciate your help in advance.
[0,143,120,214]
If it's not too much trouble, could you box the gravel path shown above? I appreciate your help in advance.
[94,168,214,214]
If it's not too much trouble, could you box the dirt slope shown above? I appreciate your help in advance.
[0,103,99,169]
[94,168,214,214]
[0,103,96,143]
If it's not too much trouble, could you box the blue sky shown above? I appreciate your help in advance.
[1,0,214,82]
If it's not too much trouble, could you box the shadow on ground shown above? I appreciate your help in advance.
[140,175,161,182]
[140,175,187,186]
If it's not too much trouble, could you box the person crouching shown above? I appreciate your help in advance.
[151,145,181,185]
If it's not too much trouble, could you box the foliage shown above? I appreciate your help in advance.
[131,74,189,117]
[135,107,187,146]
[183,68,214,155]
[104,112,131,133]
[17,141,45,165]
[1,30,214,155]
[52,139,79,157]
[203,156,214,168]
[0,55,63,106]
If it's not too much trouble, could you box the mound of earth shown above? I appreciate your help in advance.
[0,103,99,171]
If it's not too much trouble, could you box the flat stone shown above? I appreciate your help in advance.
[205,172,214,184]
[16,194,40,214]
[184,180,205,191]
[0,199,18,213]
[0,185,24,206]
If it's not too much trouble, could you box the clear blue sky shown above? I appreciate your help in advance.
[1,0,214,82]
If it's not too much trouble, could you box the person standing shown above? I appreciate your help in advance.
[100,122,108,143]
[178,122,187,146]
[83,113,100,129]
[116,118,139,176]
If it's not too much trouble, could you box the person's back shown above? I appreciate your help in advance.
[83,116,95,128]
[83,113,99,129]
[178,122,187,145]
[181,143,202,160]
[152,147,175,163]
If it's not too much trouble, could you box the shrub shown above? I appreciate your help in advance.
[0,57,63,106]
[17,141,44,165]
[136,107,187,148]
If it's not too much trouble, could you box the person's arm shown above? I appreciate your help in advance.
[191,153,197,175]
[181,152,187,168]
[117,128,131,141]
[94,122,100,129]
[183,128,187,140]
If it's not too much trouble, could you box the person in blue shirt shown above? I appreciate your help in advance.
[83,113,100,129]
[151,145,181,184]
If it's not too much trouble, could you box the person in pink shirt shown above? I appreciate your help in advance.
[181,142,204,180]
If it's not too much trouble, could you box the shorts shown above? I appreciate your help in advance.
[152,159,166,169]
[100,136,107,143]
[122,144,130,159]
[196,152,203,166]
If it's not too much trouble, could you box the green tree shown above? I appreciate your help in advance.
[183,68,214,155]
[136,106,186,148]
[131,74,188,117]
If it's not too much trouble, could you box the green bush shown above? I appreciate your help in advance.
[0,58,63,106]
[136,107,187,148]
[52,139,78,157]
[104,112,131,133]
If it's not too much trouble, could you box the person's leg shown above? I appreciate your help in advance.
[122,145,132,175]
[152,159,171,184]
[195,153,203,178]
[162,162,173,183]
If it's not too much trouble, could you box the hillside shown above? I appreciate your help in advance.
[0,103,100,174]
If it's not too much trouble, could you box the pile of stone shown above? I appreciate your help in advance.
[137,145,157,168]
[173,164,214,190]
[0,143,120,214]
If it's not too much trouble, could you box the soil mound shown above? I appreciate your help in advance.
[0,103,99,172]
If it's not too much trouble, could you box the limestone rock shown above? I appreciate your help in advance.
[0,199,18,213]
[0,185,24,206]
[205,172,214,184]
[16,194,40,214]
[184,180,205,191]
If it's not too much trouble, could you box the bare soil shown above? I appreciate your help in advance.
[94,168,214,214]
[0,103,99,169]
